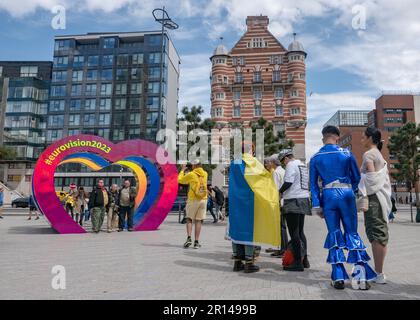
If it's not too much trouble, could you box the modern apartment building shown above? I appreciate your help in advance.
[0,61,52,195]
[324,110,370,166]
[369,92,419,192]
[49,31,180,190]
[210,15,307,160]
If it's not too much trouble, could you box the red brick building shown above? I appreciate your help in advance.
[210,15,307,161]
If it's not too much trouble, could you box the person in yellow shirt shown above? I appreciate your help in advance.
[178,162,208,249]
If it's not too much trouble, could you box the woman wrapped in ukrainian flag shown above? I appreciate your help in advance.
[228,142,281,273]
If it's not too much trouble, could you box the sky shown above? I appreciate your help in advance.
[0,0,419,158]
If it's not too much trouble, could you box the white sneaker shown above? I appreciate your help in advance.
[374,273,387,284]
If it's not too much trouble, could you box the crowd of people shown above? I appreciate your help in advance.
[178,125,394,291]
[59,179,136,233]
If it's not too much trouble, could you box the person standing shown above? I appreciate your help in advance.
[118,180,136,232]
[310,126,376,290]
[358,127,392,285]
[0,186,4,219]
[27,195,39,220]
[65,183,77,220]
[268,156,288,258]
[108,184,120,233]
[213,186,225,221]
[88,179,110,233]
[76,187,87,226]
[178,162,208,249]
[207,185,218,223]
[279,150,311,271]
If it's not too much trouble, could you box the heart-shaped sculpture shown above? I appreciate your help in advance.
[32,135,178,234]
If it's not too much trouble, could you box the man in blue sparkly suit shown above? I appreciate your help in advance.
[310,126,376,290]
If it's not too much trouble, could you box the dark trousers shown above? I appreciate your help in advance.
[284,214,307,263]
[119,206,133,230]
[280,213,289,251]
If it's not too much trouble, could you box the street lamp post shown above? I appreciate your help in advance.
[152,7,178,133]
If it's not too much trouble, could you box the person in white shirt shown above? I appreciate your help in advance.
[264,156,288,257]
[279,150,311,272]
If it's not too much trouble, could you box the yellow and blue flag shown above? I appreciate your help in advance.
[228,153,281,247]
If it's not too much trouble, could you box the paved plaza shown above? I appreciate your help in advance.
[1,205,420,300]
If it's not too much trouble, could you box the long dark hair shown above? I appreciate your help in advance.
[365,127,383,151]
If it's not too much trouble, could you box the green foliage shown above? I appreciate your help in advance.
[388,122,420,206]
[0,146,17,160]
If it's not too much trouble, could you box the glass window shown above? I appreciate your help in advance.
[129,128,141,139]
[103,37,116,49]
[54,40,71,51]
[85,84,97,96]
[149,52,161,64]
[254,106,262,117]
[84,99,96,111]
[115,84,127,95]
[83,114,96,126]
[235,72,243,83]
[73,55,84,68]
[52,71,67,82]
[71,84,82,96]
[148,67,160,79]
[273,71,281,82]
[72,70,83,82]
[53,56,68,68]
[114,98,127,110]
[129,98,141,109]
[233,90,241,100]
[113,113,125,126]
[69,100,81,112]
[100,83,112,96]
[131,68,142,80]
[87,55,99,67]
[233,107,241,117]
[97,128,110,139]
[147,97,159,109]
[113,129,125,141]
[86,70,98,81]
[148,82,160,94]
[275,105,283,116]
[130,113,141,125]
[98,113,110,125]
[101,69,113,81]
[132,53,144,65]
[20,66,38,77]
[290,90,299,97]
[117,54,129,66]
[131,83,142,94]
[50,85,66,97]
[254,89,262,100]
[68,129,80,136]
[274,88,283,99]
[48,115,64,127]
[116,69,128,81]
[68,114,80,126]
[291,108,300,115]
[254,71,262,83]
[49,100,65,112]
[99,98,111,110]
[47,129,63,142]
[102,55,114,67]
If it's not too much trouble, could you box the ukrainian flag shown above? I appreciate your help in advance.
[228,153,281,247]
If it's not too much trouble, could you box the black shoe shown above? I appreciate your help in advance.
[303,255,310,269]
[233,259,245,272]
[128,228,134,232]
[244,260,260,273]
[183,237,192,248]
[193,241,201,249]
[270,250,284,258]
[118,229,123,232]
[283,262,304,272]
[213,220,218,223]
[332,280,345,290]
[0,216,4,219]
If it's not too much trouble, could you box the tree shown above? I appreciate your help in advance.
[177,106,217,174]
[0,146,17,160]
[388,122,420,207]
[249,117,294,156]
